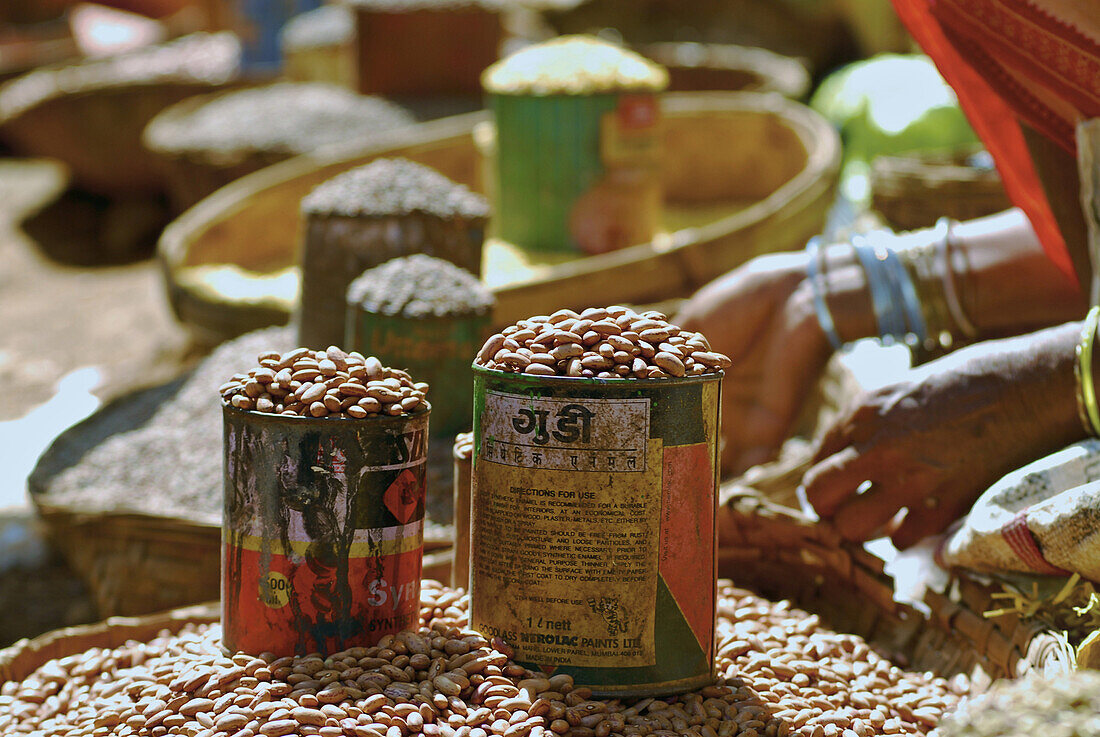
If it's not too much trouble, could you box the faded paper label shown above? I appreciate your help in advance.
[479,391,649,472]
[472,391,660,668]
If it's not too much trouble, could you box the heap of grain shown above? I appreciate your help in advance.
[0,581,966,736]
[346,255,494,437]
[482,36,667,254]
[298,158,490,349]
[33,327,452,550]
[350,0,503,97]
[0,32,241,195]
[470,306,730,696]
[220,347,430,654]
[280,5,357,88]
[142,83,415,210]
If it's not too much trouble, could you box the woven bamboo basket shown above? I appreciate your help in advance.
[28,370,459,620]
[717,490,1076,684]
[871,149,1012,232]
[640,43,809,99]
[0,33,240,197]
[29,504,221,620]
[0,499,1074,696]
[158,91,840,342]
[141,89,292,213]
[0,603,219,684]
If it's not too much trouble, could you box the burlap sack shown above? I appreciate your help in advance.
[939,440,1100,580]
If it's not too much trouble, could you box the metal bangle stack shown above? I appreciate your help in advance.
[807,218,980,356]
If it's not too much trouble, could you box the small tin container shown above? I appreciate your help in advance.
[222,404,429,656]
[483,36,668,255]
[469,366,719,697]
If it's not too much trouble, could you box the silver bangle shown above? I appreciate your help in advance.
[936,217,979,339]
[806,237,843,350]
[852,234,906,343]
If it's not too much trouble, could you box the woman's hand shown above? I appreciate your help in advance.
[678,251,834,475]
[804,323,1083,548]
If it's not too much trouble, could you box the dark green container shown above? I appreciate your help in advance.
[489,91,664,254]
[345,310,490,438]
[469,366,720,697]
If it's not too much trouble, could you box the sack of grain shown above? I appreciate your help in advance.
[939,440,1100,580]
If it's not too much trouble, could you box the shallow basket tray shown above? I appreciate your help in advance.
[27,377,458,620]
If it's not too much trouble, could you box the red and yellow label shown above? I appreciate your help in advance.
[222,410,428,657]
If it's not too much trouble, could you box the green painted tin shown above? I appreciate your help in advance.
[489,91,664,255]
[345,310,490,438]
[469,366,719,697]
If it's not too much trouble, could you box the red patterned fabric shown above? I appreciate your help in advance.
[890,0,1100,282]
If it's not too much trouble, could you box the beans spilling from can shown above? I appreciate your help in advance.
[474,305,731,379]
[0,581,965,737]
[219,346,429,418]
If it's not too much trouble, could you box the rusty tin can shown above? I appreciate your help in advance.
[222,404,429,656]
[469,367,719,697]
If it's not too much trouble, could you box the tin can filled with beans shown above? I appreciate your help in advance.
[346,255,495,439]
[219,346,430,656]
[469,306,730,698]
[482,36,667,255]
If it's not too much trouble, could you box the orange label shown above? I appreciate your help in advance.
[601,94,662,167]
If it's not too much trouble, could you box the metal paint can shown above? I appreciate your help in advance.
[482,37,668,255]
[469,367,719,697]
[222,404,428,656]
[488,92,664,255]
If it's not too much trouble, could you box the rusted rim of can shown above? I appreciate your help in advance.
[221,402,432,425]
[471,364,723,386]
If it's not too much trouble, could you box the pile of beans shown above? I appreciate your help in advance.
[0,581,965,737]
[220,347,429,418]
[474,307,731,379]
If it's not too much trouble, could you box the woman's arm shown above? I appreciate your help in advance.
[804,320,1086,548]
[678,207,1086,474]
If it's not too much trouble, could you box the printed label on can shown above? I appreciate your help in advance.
[480,392,649,472]
[601,94,662,167]
[473,391,661,668]
[223,413,427,656]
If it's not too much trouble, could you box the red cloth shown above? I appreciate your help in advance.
[890,0,1100,282]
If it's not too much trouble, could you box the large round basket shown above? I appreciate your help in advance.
[27,375,459,619]
[141,88,299,213]
[158,91,840,343]
[640,43,810,98]
[717,491,1075,683]
[0,33,240,197]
